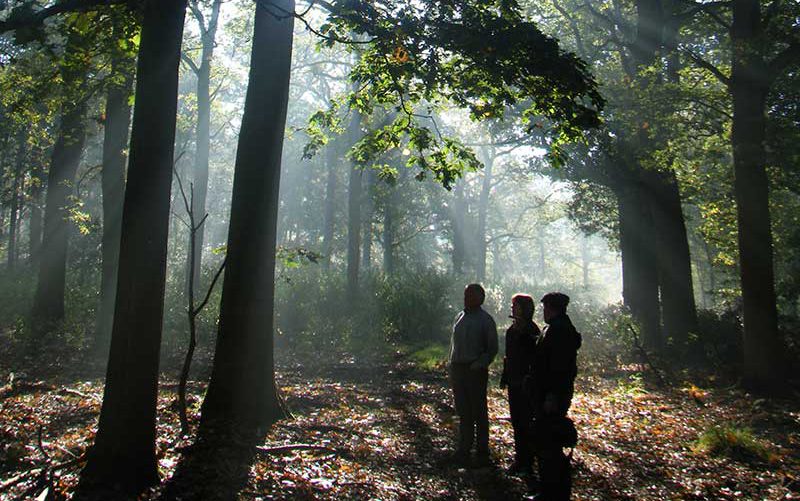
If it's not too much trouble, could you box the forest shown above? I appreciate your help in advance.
[0,0,798,499]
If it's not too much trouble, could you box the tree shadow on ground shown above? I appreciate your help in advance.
[159,428,263,501]
[389,366,536,500]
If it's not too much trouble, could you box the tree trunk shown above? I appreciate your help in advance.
[95,74,133,358]
[731,0,781,389]
[78,0,188,493]
[30,103,87,330]
[199,0,294,433]
[383,183,395,276]
[361,167,374,273]
[28,161,43,266]
[187,0,222,297]
[346,113,362,298]
[322,142,337,270]
[7,130,26,270]
[617,179,661,349]
[451,180,467,275]
[476,153,493,283]
[646,169,698,348]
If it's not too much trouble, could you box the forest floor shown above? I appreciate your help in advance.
[1,350,800,500]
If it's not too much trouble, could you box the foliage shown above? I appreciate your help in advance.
[694,424,775,464]
[303,0,604,187]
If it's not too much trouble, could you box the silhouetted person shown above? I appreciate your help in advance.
[531,292,581,500]
[500,293,540,475]
[449,283,498,466]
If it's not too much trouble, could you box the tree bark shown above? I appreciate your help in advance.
[383,182,395,276]
[187,0,222,297]
[731,0,781,389]
[476,152,493,283]
[95,73,133,358]
[617,178,661,349]
[322,141,337,270]
[7,130,26,270]
[28,161,44,266]
[646,169,698,348]
[78,0,187,493]
[450,180,467,275]
[30,102,87,330]
[198,0,294,433]
[361,167,375,273]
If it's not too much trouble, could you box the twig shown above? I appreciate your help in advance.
[256,444,338,455]
[626,323,668,387]
[59,387,102,403]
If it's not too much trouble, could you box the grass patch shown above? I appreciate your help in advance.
[693,424,775,463]
[407,343,448,370]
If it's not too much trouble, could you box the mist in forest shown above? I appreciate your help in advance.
[0,0,798,499]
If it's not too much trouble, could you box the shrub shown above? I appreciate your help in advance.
[693,424,775,463]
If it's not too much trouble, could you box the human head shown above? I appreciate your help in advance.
[511,293,535,322]
[541,292,570,323]
[464,283,486,310]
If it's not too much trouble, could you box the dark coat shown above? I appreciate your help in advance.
[531,313,582,415]
[500,321,540,387]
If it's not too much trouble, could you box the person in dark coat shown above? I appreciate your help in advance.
[500,293,540,474]
[531,292,582,500]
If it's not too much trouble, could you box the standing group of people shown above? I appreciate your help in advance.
[449,283,582,501]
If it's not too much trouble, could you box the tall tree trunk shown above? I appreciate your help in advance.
[94,73,134,358]
[28,161,43,266]
[7,130,26,270]
[476,153,493,283]
[731,0,781,389]
[321,142,337,270]
[361,167,374,273]
[78,0,188,493]
[383,183,395,276]
[451,180,467,275]
[187,0,222,297]
[617,179,661,349]
[30,103,87,331]
[346,114,362,298]
[199,0,294,432]
[646,169,698,348]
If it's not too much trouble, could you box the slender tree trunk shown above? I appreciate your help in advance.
[31,103,87,330]
[28,161,43,266]
[199,0,294,432]
[476,154,493,283]
[322,142,337,270]
[7,130,26,270]
[451,180,467,275]
[731,0,781,389]
[78,0,188,493]
[346,113,362,298]
[187,0,222,297]
[361,168,374,273]
[95,74,133,358]
[617,179,661,349]
[581,235,590,289]
[383,183,395,276]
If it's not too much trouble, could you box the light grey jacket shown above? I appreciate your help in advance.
[449,307,498,368]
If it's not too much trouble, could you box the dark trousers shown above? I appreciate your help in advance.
[533,398,573,500]
[508,384,533,466]
[450,363,489,455]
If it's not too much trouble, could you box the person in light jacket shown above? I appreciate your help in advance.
[449,283,498,466]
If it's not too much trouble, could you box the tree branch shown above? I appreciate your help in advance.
[0,0,125,34]
[682,48,731,87]
[768,41,800,83]
[181,52,201,75]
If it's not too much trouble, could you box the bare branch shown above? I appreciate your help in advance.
[682,48,731,87]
